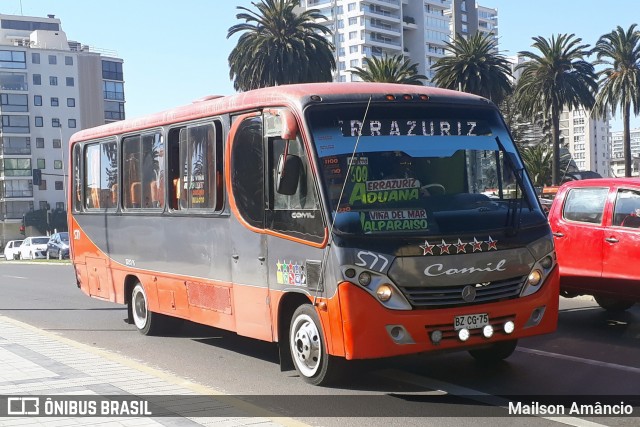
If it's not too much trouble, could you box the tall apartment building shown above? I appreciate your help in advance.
[559,108,610,177]
[610,128,640,176]
[0,13,125,245]
[299,0,497,83]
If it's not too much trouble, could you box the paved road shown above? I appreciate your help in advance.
[1,261,639,426]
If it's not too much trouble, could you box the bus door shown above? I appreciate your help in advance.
[263,109,327,344]
[228,113,271,340]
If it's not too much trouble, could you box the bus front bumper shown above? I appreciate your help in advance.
[336,267,559,360]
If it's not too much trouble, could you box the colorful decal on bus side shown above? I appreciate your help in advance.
[275,260,307,286]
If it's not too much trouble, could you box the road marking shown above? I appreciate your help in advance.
[2,275,27,279]
[377,370,609,427]
[518,347,640,375]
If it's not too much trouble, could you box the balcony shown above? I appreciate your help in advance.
[367,33,402,48]
[369,19,401,34]
[369,0,401,9]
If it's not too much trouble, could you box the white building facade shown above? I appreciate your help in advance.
[610,128,640,177]
[559,107,610,177]
[0,13,125,245]
[299,0,497,84]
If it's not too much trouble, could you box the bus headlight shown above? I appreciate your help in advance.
[521,251,556,297]
[358,271,372,286]
[540,255,553,269]
[376,284,393,302]
[527,270,542,287]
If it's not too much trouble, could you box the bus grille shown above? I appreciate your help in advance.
[399,276,525,308]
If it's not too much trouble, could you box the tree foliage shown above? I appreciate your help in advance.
[431,32,513,105]
[350,54,427,85]
[520,143,574,187]
[592,24,640,177]
[515,34,597,185]
[227,0,336,91]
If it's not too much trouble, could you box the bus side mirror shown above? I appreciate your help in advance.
[276,154,302,195]
[279,109,298,140]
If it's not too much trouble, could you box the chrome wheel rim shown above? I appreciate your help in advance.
[132,285,148,330]
[290,313,321,377]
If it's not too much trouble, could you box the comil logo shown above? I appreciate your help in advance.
[291,212,315,219]
[7,397,40,415]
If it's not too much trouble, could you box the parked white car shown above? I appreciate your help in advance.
[3,240,23,260]
[18,236,50,260]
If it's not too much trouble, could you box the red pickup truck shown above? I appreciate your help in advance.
[548,178,640,312]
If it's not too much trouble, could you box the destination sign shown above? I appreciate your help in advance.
[341,119,491,137]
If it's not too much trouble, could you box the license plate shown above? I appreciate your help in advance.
[454,313,489,330]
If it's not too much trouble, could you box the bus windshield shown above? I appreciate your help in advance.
[308,104,544,236]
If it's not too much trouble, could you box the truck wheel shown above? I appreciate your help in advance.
[131,282,163,335]
[469,339,518,363]
[290,304,343,386]
[594,295,635,312]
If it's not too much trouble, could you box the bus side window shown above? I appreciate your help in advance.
[230,116,264,228]
[122,135,141,209]
[168,121,223,212]
[167,127,183,210]
[72,144,82,212]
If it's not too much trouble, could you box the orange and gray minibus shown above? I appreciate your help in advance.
[69,83,559,385]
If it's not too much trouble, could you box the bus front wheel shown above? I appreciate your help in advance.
[131,282,162,336]
[289,304,343,386]
[468,339,518,363]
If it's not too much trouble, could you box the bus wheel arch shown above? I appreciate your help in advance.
[277,292,310,372]
[124,275,139,325]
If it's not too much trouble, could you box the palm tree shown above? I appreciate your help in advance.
[431,32,513,105]
[515,34,598,185]
[520,143,553,187]
[500,93,547,149]
[592,24,640,177]
[520,142,575,187]
[350,54,427,85]
[227,0,335,91]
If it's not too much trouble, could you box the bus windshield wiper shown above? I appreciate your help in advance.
[495,136,530,236]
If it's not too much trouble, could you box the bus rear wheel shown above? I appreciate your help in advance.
[131,282,162,336]
[468,339,518,363]
[289,304,343,386]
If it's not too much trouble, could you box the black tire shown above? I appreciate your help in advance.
[130,282,163,336]
[289,304,344,386]
[594,295,635,312]
[469,339,518,363]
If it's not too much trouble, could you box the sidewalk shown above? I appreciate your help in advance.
[0,315,304,427]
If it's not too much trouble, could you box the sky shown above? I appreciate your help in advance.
[4,0,640,131]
